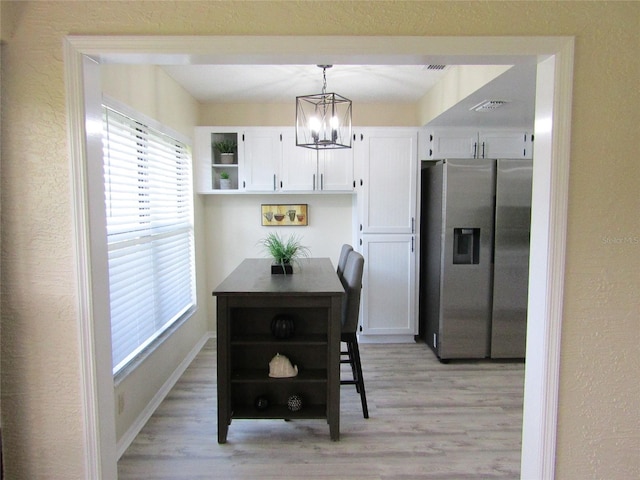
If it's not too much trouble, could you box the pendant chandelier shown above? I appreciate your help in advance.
[296,65,352,150]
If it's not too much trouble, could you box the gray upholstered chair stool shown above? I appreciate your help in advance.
[339,250,369,418]
[336,243,353,278]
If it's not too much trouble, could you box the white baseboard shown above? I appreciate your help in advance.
[116,331,214,459]
[358,334,417,344]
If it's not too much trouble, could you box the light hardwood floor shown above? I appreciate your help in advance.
[118,339,524,479]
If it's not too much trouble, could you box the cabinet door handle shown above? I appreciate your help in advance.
[320,173,324,190]
[411,217,415,234]
[273,174,276,191]
[482,142,486,158]
[313,174,316,190]
[473,142,478,158]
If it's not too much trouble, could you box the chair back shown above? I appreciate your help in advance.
[340,251,364,334]
[336,244,353,278]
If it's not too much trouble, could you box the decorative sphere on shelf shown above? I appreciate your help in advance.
[254,396,269,411]
[270,314,295,339]
[287,394,303,412]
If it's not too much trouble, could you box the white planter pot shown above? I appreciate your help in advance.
[219,178,232,189]
[220,153,235,164]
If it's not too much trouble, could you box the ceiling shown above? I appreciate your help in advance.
[162,62,536,128]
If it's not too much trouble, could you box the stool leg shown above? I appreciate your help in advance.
[350,337,369,419]
[346,340,360,393]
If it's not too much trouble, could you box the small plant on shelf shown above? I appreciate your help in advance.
[213,140,237,153]
[219,171,232,189]
[259,232,310,274]
[214,140,237,164]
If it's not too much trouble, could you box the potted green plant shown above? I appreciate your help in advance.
[213,140,237,164]
[260,232,310,274]
[219,171,232,190]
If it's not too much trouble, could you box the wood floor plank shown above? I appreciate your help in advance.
[118,339,524,479]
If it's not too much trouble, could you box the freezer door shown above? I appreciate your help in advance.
[491,158,533,358]
[439,159,495,359]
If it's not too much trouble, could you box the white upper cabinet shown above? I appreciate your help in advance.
[357,128,418,234]
[479,130,533,159]
[242,127,282,192]
[280,128,354,192]
[280,129,317,191]
[195,126,354,194]
[427,128,478,159]
[317,147,354,192]
[426,128,533,160]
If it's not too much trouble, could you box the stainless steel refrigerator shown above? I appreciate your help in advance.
[419,158,532,360]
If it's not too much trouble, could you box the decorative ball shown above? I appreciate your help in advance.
[254,396,269,411]
[287,394,303,412]
[270,314,295,339]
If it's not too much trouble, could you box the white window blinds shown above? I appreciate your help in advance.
[102,106,196,374]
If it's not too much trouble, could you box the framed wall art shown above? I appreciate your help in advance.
[261,204,308,226]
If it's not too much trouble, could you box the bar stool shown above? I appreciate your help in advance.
[339,250,369,418]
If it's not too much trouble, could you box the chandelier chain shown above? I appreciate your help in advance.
[322,66,327,95]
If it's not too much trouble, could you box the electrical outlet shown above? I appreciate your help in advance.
[118,393,125,414]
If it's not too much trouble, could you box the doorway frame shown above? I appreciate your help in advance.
[64,35,574,479]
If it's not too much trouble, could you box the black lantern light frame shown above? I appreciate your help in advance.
[296,65,352,150]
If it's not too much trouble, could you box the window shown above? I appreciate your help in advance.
[102,105,196,374]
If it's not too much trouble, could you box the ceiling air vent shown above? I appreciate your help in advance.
[471,100,509,112]
[426,64,447,70]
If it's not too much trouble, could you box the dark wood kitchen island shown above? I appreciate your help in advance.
[212,258,344,443]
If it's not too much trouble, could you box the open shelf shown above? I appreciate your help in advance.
[231,368,328,383]
[231,334,327,346]
[232,405,326,419]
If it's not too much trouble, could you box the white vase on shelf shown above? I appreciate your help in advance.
[220,153,235,164]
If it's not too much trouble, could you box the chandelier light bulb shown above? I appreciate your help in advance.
[309,116,321,133]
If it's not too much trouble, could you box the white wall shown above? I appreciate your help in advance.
[200,102,419,127]
[203,193,355,317]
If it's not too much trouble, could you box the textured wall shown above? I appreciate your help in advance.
[1,1,638,479]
